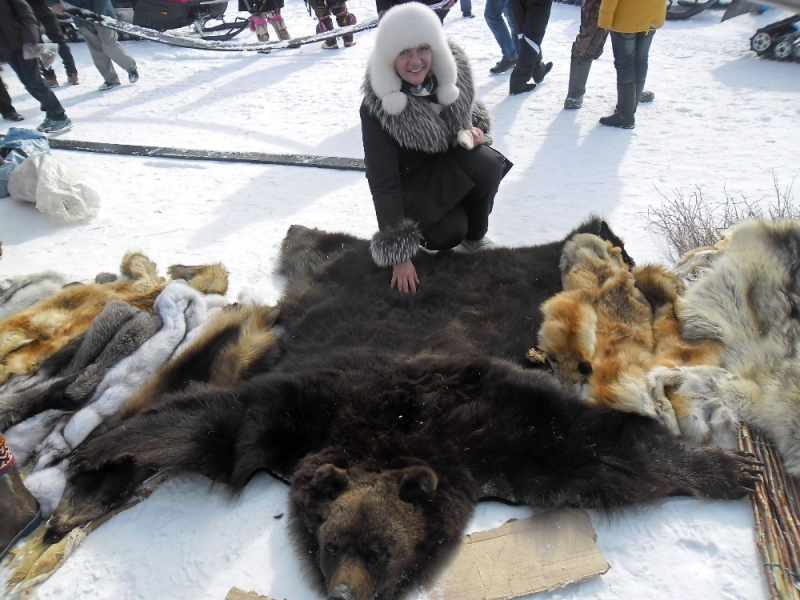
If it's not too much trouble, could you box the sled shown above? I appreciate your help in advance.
[666,0,719,21]
[63,4,379,51]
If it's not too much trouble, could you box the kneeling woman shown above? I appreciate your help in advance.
[360,2,512,294]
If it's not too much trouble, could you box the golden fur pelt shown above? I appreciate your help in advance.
[0,253,228,386]
[533,234,725,441]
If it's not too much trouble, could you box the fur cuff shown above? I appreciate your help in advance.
[370,219,421,267]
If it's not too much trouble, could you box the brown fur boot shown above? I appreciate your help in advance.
[267,10,291,41]
[1,435,42,560]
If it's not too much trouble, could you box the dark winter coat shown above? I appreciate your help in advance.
[237,0,284,14]
[67,0,117,20]
[0,0,40,58]
[361,41,507,267]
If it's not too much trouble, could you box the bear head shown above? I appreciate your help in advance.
[289,457,473,600]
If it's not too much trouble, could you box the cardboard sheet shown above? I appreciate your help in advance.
[427,508,609,599]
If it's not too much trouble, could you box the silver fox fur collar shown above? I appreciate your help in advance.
[361,41,492,155]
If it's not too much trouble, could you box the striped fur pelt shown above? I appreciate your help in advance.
[0,253,228,386]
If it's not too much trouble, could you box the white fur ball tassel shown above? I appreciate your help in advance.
[437,83,460,106]
[457,129,474,150]
[381,91,409,115]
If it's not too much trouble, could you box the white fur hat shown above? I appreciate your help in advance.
[367,2,460,116]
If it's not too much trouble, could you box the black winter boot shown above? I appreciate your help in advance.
[564,57,592,109]
[533,59,552,84]
[599,82,637,129]
[636,80,654,103]
[1,437,42,560]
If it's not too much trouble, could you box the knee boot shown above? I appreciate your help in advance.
[1,438,42,560]
[636,80,654,103]
[250,12,269,42]
[599,82,637,129]
[335,10,357,47]
[564,56,592,109]
[316,16,337,49]
[267,10,291,41]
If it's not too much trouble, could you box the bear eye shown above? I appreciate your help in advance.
[371,550,388,564]
[325,543,339,556]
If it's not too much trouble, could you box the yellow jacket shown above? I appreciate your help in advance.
[598,0,666,33]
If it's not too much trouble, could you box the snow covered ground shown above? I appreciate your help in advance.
[2,0,798,598]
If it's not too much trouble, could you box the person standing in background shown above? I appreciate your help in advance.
[0,0,73,133]
[56,0,138,91]
[563,0,653,109]
[596,0,664,128]
[508,0,553,95]
[28,0,79,87]
[485,0,518,75]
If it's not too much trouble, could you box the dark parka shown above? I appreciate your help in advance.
[0,0,40,58]
[361,41,509,267]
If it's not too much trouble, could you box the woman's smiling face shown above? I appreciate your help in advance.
[395,44,432,86]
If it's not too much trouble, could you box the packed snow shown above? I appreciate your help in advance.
[2,0,798,597]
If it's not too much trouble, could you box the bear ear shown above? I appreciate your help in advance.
[398,466,438,505]
[309,464,351,502]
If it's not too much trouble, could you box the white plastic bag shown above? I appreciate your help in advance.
[8,154,100,222]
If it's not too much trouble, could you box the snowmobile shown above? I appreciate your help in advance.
[750,12,800,60]
[58,0,249,41]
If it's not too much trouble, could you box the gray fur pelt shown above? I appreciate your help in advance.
[0,272,67,320]
[361,41,493,154]
[676,219,800,475]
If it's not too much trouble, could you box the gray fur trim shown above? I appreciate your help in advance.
[362,42,492,155]
[0,272,67,320]
[471,100,493,145]
[370,219,421,267]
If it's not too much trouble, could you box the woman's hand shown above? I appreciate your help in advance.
[391,261,419,294]
[470,127,485,147]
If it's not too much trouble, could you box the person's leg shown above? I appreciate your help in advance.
[1,433,42,561]
[37,6,78,78]
[460,0,473,17]
[3,49,66,120]
[80,24,119,85]
[564,0,607,108]
[509,0,553,94]
[422,207,469,251]
[313,0,338,49]
[330,0,356,47]
[95,25,137,75]
[267,9,292,41]
[0,74,21,119]
[600,31,637,129]
[634,29,656,102]
[450,145,506,241]
[485,0,518,67]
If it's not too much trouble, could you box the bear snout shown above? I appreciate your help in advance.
[328,556,375,600]
[328,582,357,600]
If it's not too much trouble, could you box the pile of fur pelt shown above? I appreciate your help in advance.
[535,219,800,476]
[0,253,281,518]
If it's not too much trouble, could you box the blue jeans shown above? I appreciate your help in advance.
[0,49,66,120]
[484,0,518,60]
[460,0,472,14]
[610,30,655,85]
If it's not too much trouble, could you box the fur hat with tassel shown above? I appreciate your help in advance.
[367,2,460,116]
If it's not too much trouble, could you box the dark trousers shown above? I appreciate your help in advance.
[0,75,16,117]
[509,0,553,86]
[28,0,78,77]
[422,145,506,250]
[610,30,655,85]
[0,49,66,120]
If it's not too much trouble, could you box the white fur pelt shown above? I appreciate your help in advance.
[0,272,66,320]
[29,282,208,469]
[676,219,800,475]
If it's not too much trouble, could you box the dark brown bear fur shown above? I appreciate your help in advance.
[45,218,759,600]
